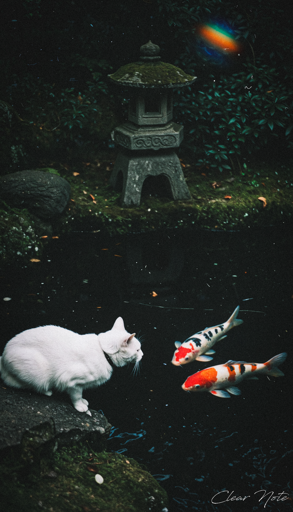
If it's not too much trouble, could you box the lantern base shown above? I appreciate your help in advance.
[110,149,191,206]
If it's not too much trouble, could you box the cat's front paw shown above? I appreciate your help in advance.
[74,400,89,413]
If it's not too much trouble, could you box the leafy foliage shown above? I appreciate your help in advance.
[1,0,293,172]
[156,0,293,171]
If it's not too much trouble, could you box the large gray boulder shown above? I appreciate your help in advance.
[0,385,111,454]
[0,170,71,219]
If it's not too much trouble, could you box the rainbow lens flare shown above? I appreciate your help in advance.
[197,24,240,53]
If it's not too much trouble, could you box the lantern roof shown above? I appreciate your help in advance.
[108,41,197,89]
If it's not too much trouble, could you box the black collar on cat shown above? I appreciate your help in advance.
[104,351,113,366]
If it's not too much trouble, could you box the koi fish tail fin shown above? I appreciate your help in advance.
[227,306,243,329]
[264,352,287,377]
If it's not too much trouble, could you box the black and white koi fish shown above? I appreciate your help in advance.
[182,352,287,398]
[171,306,243,365]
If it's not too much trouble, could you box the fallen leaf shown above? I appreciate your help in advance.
[40,235,48,239]
[89,194,95,201]
[87,466,96,473]
[73,172,80,176]
[83,190,87,194]
[70,199,75,202]
[212,181,222,189]
[52,236,59,239]
[93,200,97,204]
[201,173,206,176]
[258,196,267,207]
[30,259,41,263]
[151,291,158,297]
[114,254,122,257]
[224,195,232,199]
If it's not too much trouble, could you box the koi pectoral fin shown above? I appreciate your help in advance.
[205,350,216,355]
[174,341,181,348]
[197,355,213,362]
[226,386,242,395]
[210,390,231,398]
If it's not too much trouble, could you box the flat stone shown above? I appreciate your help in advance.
[0,170,71,219]
[0,385,111,453]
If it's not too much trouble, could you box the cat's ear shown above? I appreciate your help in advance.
[112,317,125,330]
[122,333,136,346]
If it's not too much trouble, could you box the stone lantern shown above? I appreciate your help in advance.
[108,41,197,206]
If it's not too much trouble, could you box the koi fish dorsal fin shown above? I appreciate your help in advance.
[210,389,231,398]
[174,341,181,348]
[217,334,227,342]
[225,360,247,364]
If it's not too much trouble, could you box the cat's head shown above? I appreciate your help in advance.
[99,317,143,368]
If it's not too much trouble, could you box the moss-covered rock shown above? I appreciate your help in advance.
[0,444,168,512]
[0,386,168,512]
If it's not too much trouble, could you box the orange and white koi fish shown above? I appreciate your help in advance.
[172,306,243,365]
[182,352,287,398]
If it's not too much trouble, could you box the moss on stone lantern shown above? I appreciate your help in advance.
[109,41,197,206]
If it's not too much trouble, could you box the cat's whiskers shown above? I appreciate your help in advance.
[132,360,141,376]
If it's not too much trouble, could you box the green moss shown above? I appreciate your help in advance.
[57,152,293,236]
[0,202,44,263]
[1,152,293,265]
[109,61,196,87]
[0,443,168,512]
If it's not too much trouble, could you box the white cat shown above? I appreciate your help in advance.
[0,317,143,415]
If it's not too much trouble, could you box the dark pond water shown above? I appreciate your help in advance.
[1,225,292,511]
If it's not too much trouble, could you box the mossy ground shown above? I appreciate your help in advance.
[1,149,293,264]
[49,149,293,235]
[0,442,168,512]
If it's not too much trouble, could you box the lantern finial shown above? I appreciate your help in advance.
[140,41,161,61]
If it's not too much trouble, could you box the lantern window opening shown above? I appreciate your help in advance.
[144,90,161,115]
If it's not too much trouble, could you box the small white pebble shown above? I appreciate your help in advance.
[95,474,104,484]
[3,297,12,301]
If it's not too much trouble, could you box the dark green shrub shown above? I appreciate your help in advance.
[158,0,293,170]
